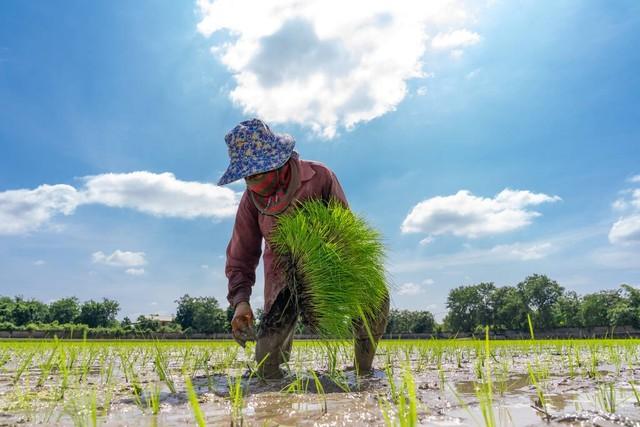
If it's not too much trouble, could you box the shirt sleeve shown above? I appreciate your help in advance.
[225,191,263,308]
[325,169,350,209]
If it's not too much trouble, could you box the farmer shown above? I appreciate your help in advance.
[218,118,389,379]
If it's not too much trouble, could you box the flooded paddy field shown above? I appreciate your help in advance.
[0,338,639,426]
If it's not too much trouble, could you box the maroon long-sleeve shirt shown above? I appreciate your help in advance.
[225,154,349,314]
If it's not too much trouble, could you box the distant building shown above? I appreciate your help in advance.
[146,314,175,326]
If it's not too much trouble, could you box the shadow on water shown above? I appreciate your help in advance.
[191,367,387,398]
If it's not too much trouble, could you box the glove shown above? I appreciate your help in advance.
[231,301,256,347]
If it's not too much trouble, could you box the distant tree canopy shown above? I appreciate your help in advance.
[0,276,638,335]
[385,310,435,334]
[444,275,640,332]
[49,297,80,324]
[174,294,227,333]
[78,299,120,328]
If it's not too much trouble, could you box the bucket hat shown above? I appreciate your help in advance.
[217,118,296,186]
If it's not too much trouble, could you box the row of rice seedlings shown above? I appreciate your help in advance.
[380,363,419,426]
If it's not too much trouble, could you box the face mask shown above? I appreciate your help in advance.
[245,169,279,196]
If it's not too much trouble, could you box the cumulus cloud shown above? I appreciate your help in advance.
[82,171,239,219]
[397,282,423,296]
[609,215,640,245]
[609,182,640,244]
[0,184,82,235]
[197,0,481,138]
[628,175,640,183]
[489,242,553,261]
[401,189,561,239]
[0,172,240,235]
[431,29,480,49]
[92,250,147,267]
[390,240,555,273]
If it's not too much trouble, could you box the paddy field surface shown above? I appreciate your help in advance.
[0,338,639,426]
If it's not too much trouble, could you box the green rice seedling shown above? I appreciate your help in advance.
[527,363,550,421]
[629,381,640,406]
[527,313,535,340]
[587,345,599,379]
[13,351,34,385]
[270,198,389,339]
[595,382,616,413]
[228,373,245,425]
[474,327,495,427]
[154,345,176,394]
[397,365,418,426]
[147,383,161,416]
[90,387,98,427]
[308,369,327,414]
[185,375,206,427]
[380,363,418,427]
[37,344,58,387]
[447,383,482,427]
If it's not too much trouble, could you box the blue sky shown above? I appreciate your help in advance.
[1,0,639,320]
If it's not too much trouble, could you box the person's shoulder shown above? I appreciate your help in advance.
[300,158,335,177]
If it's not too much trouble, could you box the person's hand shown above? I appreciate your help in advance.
[231,301,256,347]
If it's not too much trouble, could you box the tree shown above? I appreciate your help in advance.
[411,311,436,333]
[135,315,160,332]
[444,283,496,332]
[580,290,621,328]
[11,296,49,326]
[491,286,528,331]
[121,317,133,329]
[0,297,15,323]
[517,274,564,330]
[551,291,582,328]
[49,297,80,324]
[175,295,227,333]
[78,298,120,328]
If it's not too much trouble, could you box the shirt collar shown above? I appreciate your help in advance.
[291,152,315,182]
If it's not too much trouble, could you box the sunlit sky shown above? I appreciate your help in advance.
[1,1,639,320]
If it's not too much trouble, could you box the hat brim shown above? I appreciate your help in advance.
[217,133,295,186]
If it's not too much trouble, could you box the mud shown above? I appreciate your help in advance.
[0,340,639,426]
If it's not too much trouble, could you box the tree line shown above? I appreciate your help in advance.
[0,275,637,335]
[443,274,640,332]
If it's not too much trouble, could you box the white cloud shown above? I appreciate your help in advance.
[609,214,640,245]
[591,247,640,269]
[431,29,480,50]
[125,268,146,276]
[197,0,481,138]
[465,68,480,80]
[390,240,556,273]
[490,242,553,261]
[401,188,561,239]
[82,172,239,219]
[34,260,46,266]
[416,86,428,96]
[628,175,640,183]
[422,278,435,285]
[0,172,241,235]
[93,250,147,267]
[0,184,81,235]
[419,236,434,246]
[397,282,423,295]
[608,184,640,245]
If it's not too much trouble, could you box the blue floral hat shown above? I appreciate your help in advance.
[217,118,296,186]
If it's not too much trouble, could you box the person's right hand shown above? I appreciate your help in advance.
[231,301,255,347]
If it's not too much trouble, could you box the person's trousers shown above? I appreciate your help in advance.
[255,288,390,379]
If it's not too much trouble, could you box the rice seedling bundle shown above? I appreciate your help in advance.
[270,198,389,338]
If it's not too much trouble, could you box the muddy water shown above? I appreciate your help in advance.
[0,341,639,426]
